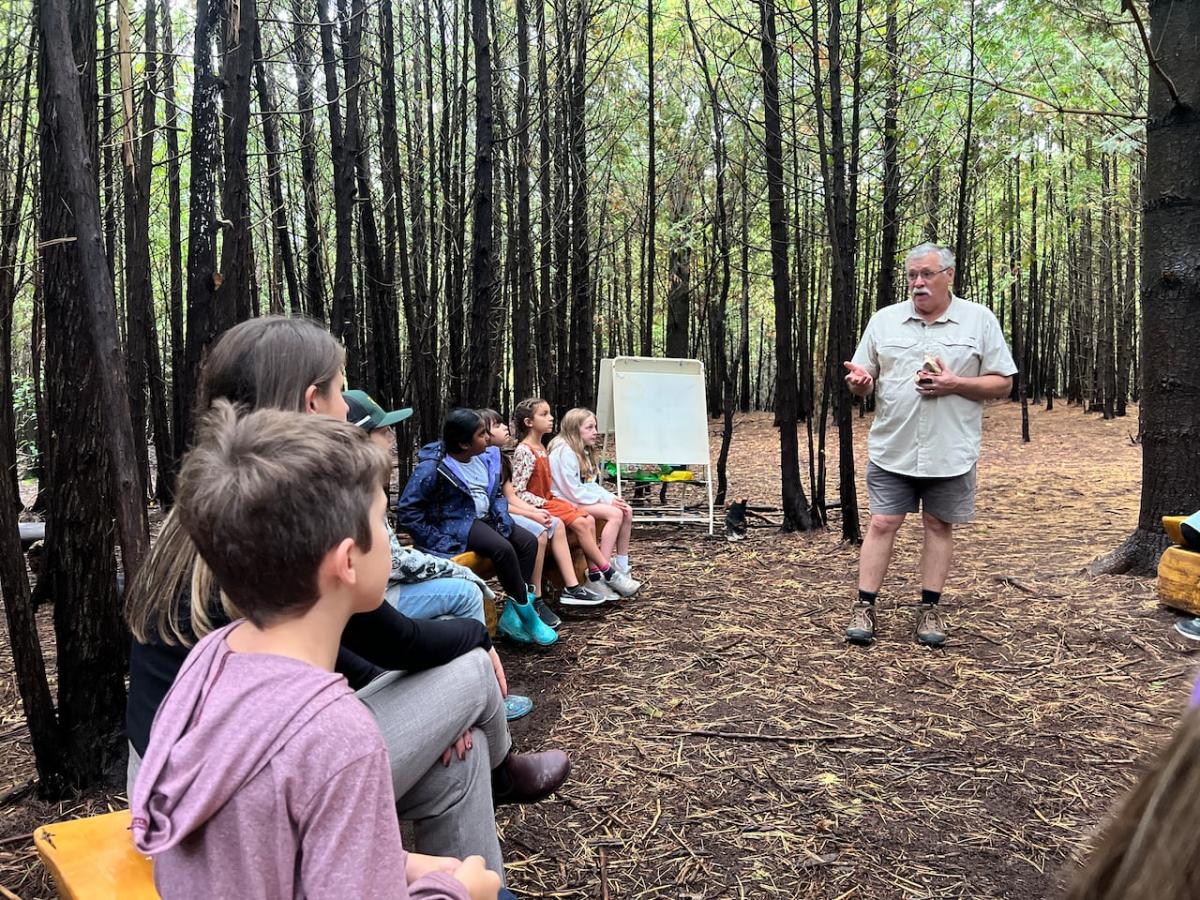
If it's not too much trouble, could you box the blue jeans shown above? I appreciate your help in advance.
[385,577,486,625]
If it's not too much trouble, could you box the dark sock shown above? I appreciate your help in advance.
[922,589,941,606]
[858,589,877,605]
[491,753,512,794]
[600,565,616,580]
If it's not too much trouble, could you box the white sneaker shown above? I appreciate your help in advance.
[588,577,621,600]
[606,569,641,597]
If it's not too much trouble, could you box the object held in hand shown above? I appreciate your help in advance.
[915,355,942,384]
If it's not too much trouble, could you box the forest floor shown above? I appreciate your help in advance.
[0,399,1192,898]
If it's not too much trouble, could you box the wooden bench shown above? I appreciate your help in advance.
[452,521,601,636]
[1158,515,1200,614]
[34,809,158,899]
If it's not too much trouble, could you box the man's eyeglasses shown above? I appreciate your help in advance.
[906,266,950,282]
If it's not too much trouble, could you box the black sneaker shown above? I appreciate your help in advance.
[534,597,561,629]
[845,601,876,645]
[560,583,608,606]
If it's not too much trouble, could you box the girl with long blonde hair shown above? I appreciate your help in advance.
[548,407,640,590]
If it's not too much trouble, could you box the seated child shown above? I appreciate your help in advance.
[347,391,532,722]
[131,403,501,900]
[346,390,494,624]
[478,408,608,622]
[511,398,639,599]
[396,408,558,647]
[549,408,641,588]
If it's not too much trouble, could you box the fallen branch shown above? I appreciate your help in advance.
[658,727,865,745]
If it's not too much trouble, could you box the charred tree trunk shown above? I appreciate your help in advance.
[180,0,230,450]
[218,0,257,325]
[876,0,899,314]
[1091,0,1199,574]
[254,32,300,318]
[642,0,656,357]
[290,0,325,321]
[320,0,361,382]
[759,0,811,532]
[466,0,498,405]
[40,0,150,787]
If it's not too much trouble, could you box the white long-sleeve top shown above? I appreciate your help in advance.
[549,443,614,506]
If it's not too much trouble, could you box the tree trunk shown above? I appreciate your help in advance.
[180,0,229,451]
[876,0,899,314]
[218,0,257,325]
[759,0,811,532]
[642,0,656,357]
[254,32,300,318]
[567,1,594,407]
[40,0,150,787]
[1091,0,1200,574]
[466,0,498,406]
[320,0,360,383]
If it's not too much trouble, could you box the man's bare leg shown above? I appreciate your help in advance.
[919,512,954,593]
[858,513,906,593]
[846,513,906,644]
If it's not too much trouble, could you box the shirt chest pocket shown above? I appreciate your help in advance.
[876,338,920,379]
[932,335,982,377]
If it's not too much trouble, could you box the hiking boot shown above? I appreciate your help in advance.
[492,749,571,806]
[606,569,641,598]
[560,583,608,606]
[845,601,876,645]
[498,598,558,647]
[1175,617,1200,641]
[534,597,561,629]
[915,603,947,646]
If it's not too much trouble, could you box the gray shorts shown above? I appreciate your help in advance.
[511,513,559,538]
[866,461,976,524]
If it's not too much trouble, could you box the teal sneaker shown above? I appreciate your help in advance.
[504,694,534,721]
[1175,617,1200,641]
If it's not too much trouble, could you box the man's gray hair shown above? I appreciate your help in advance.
[905,243,955,270]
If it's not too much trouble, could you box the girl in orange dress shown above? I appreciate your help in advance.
[511,398,640,599]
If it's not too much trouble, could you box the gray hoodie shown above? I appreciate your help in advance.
[131,621,469,900]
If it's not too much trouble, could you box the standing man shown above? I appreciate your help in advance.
[842,243,1016,646]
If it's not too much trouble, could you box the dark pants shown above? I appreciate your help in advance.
[466,519,538,600]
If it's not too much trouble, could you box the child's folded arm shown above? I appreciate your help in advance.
[342,602,492,673]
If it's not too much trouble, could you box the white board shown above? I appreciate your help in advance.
[607,357,710,465]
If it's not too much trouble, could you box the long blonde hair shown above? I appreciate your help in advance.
[125,316,345,645]
[549,407,598,482]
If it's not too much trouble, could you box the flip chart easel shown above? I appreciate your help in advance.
[596,357,714,534]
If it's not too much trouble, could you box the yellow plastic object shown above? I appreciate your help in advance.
[452,552,498,636]
[1158,545,1200,615]
[659,470,694,482]
[34,809,158,900]
[1164,516,1187,548]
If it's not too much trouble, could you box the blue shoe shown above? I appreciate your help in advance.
[1175,617,1200,641]
[498,600,535,644]
[504,694,534,721]
[498,598,557,646]
[516,594,558,646]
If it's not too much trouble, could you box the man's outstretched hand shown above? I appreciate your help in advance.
[843,361,874,396]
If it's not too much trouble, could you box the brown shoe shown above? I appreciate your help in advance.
[915,603,947,646]
[492,750,571,806]
[845,601,876,645]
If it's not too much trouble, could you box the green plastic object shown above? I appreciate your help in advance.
[602,461,692,483]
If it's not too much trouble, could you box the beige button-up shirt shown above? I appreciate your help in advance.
[851,295,1017,478]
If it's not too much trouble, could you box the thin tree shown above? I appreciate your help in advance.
[759,0,812,531]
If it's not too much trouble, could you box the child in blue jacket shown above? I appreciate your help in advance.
[397,409,557,647]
